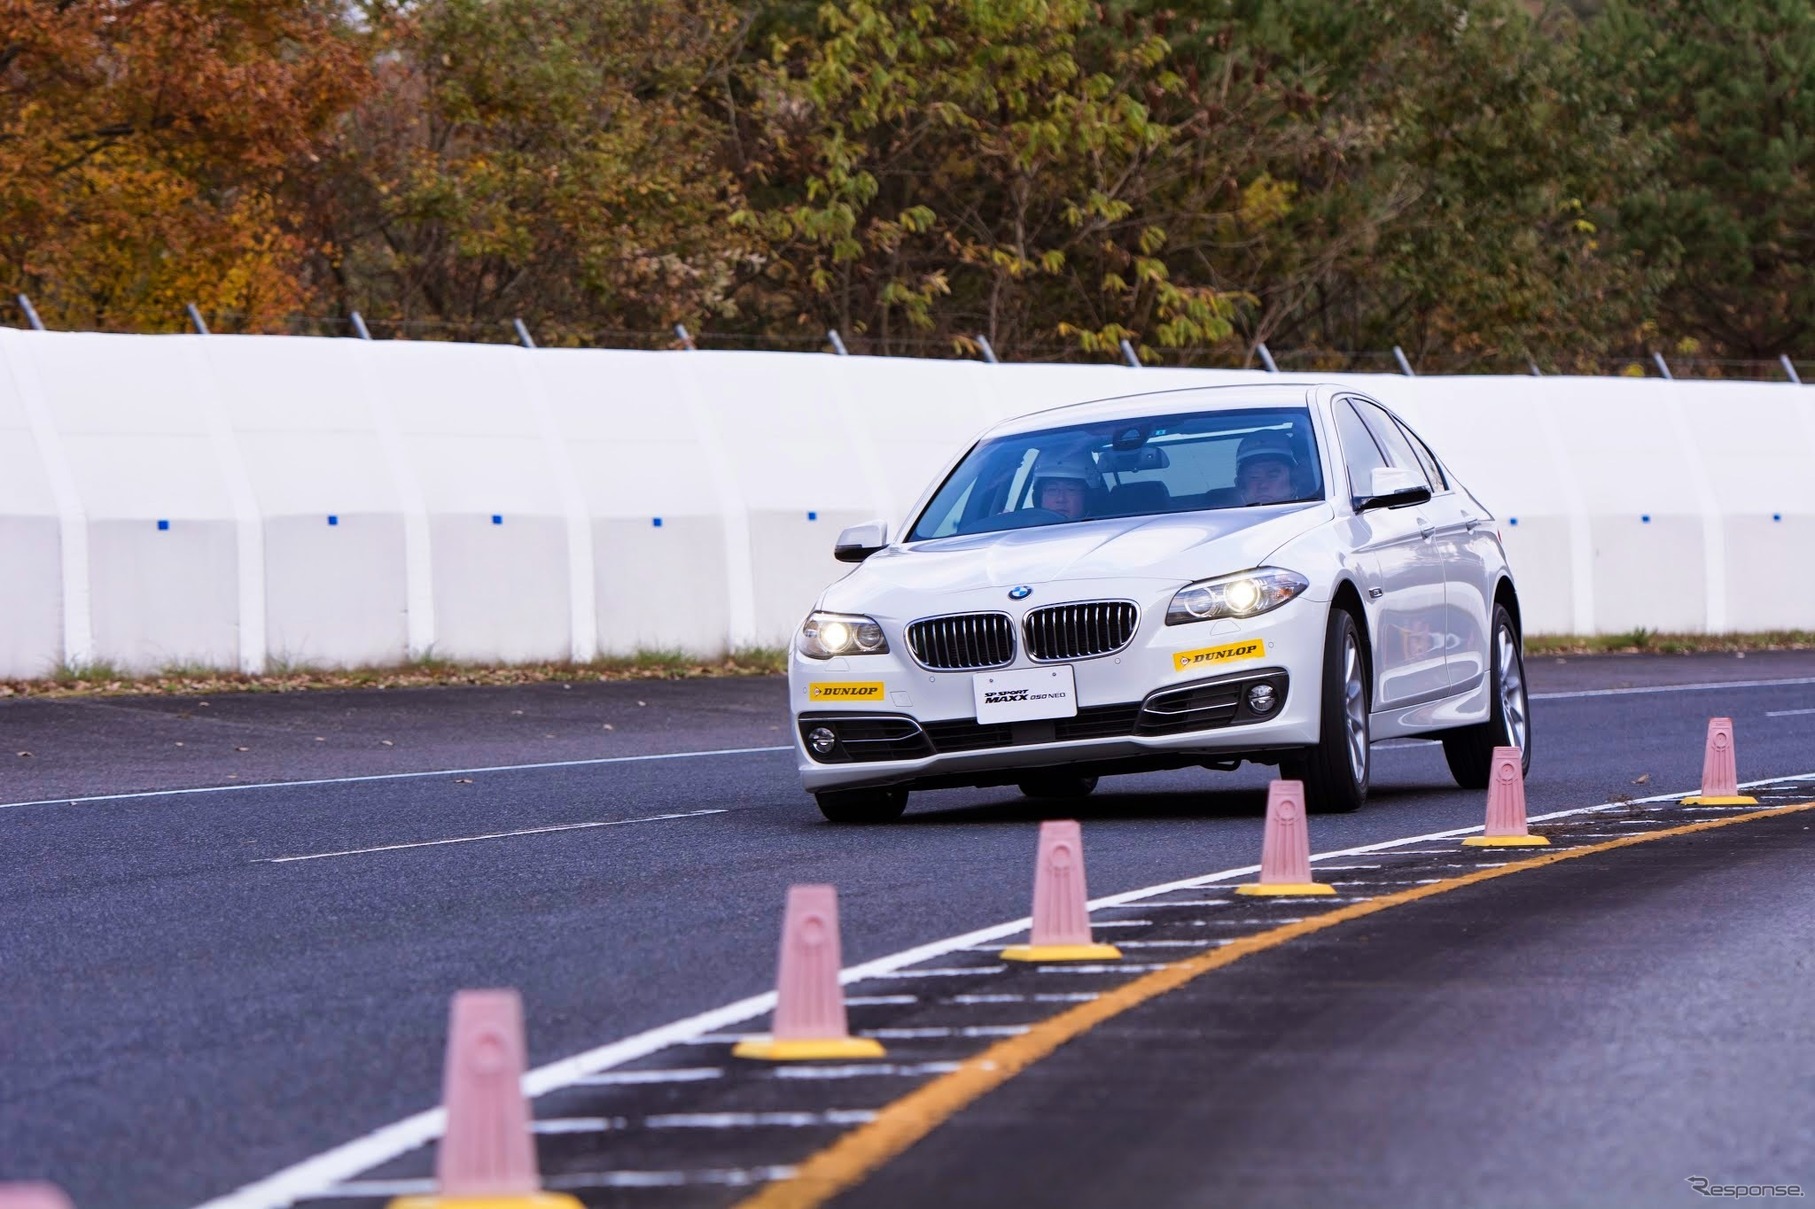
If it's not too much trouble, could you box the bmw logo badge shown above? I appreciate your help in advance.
[1008,585,1033,601]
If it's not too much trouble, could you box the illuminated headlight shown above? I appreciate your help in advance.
[797,611,890,658]
[1165,568,1309,625]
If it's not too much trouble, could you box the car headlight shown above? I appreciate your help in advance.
[797,611,890,658]
[1165,567,1309,625]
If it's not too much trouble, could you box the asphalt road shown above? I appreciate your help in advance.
[848,808,1815,1209]
[1,652,1812,1207]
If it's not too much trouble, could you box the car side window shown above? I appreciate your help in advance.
[1353,400,1432,489]
[1333,399,1389,502]
[1392,417,1449,492]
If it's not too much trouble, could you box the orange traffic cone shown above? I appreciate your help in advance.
[734,885,885,1061]
[1682,718,1758,805]
[389,990,580,1209]
[1236,780,1336,896]
[1002,820,1121,962]
[1462,746,1548,847]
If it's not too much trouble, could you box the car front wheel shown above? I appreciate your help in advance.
[1441,603,1532,788]
[814,786,909,824]
[1283,607,1370,814]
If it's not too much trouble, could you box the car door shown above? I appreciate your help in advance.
[1381,409,1493,691]
[1332,397,1449,707]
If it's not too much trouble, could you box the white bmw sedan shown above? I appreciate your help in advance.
[790,384,1529,823]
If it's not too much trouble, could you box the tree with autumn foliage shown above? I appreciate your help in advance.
[0,1,371,332]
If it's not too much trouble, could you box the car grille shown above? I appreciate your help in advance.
[1024,601,1139,661]
[906,612,1015,670]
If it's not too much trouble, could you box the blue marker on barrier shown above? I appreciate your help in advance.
[1773,513,1783,522]
[808,511,818,521]
[1508,517,1518,526]
[1641,514,1651,524]
[328,515,338,526]
[653,517,663,528]
[491,514,502,525]
[157,519,169,531]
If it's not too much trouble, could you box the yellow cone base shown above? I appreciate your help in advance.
[1001,943,1123,962]
[1463,834,1551,847]
[1236,882,1337,897]
[732,1035,886,1062]
[1681,795,1758,806]
[389,1195,585,1209]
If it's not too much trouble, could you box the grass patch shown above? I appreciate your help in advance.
[1526,630,1815,656]
[1,646,788,700]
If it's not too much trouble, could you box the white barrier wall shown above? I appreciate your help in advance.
[1,328,1811,677]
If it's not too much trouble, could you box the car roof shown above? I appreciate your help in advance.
[983,382,1330,438]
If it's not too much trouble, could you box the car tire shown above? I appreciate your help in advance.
[1440,603,1532,789]
[1282,607,1370,814]
[814,786,909,824]
[1017,771,1100,800]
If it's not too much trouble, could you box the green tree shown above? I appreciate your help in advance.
[1582,0,1815,358]
[731,0,1239,359]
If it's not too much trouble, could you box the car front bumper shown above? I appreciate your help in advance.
[789,588,1329,793]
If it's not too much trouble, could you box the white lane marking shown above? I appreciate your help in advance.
[1116,939,1231,949]
[843,995,918,1007]
[0,744,793,813]
[194,768,1815,1209]
[1530,676,1815,701]
[1767,708,1815,717]
[573,1067,721,1087]
[1105,899,1230,909]
[863,1025,1030,1040]
[646,1111,875,1129]
[870,966,1007,979]
[549,1167,797,1190]
[1077,919,1151,928]
[1037,963,1173,974]
[258,810,726,863]
[770,1062,962,1081]
[947,993,1100,1005]
[534,1117,626,1134]
[1311,863,1381,870]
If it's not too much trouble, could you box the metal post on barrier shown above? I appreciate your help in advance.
[1118,338,1140,368]
[512,317,536,349]
[185,303,210,335]
[1651,351,1674,380]
[1393,345,1415,376]
[1781,354,1802,385]
[15,293,45,331]
[827,329,849,356]
[674,323,696,351]
[349,311,373,341]
[975,334,999,364]
[1256,342,1279,373]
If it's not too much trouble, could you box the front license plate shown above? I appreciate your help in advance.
[972,666,1078,723]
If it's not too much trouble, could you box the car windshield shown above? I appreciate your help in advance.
[909,406,1325,540]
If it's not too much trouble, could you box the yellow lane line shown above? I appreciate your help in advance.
[732,800,1815,1209]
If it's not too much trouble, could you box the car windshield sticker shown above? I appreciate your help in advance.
[808,682,885,701]
[1172,638,1267,672]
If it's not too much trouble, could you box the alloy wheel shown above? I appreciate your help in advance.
[1498,623,1528,753]
[1343,632,1368,784]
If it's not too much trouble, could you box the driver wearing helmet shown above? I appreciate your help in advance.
[1030,447,1099,521]
[1234,430,1299,506]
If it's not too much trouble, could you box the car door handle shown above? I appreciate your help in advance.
[1420,525,1436,539]
[1465,518,1482,531]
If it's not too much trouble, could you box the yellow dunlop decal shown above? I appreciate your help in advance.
[808,682,886,702]
[1173,638,1266,672]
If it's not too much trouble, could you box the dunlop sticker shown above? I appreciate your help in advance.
[808,682,885,702]
[1172,638,1266,672]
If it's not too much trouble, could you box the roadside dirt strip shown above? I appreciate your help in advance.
[231,774,1815,1209]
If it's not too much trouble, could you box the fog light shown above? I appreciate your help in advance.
[808,726,838,755]
[1247,684,1277,714]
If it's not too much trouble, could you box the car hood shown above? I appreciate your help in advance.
[825,502,1332,607]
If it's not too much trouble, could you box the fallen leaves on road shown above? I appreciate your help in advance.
[1632,773,1651,784]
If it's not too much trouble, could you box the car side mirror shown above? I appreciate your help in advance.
[1357,466,1432,511]
[834,521,889,563]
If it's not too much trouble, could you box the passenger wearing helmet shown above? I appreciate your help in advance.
[1031,447,1098,521]
[1235,430,1298,505]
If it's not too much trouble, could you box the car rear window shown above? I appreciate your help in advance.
[909,407,1325,540]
